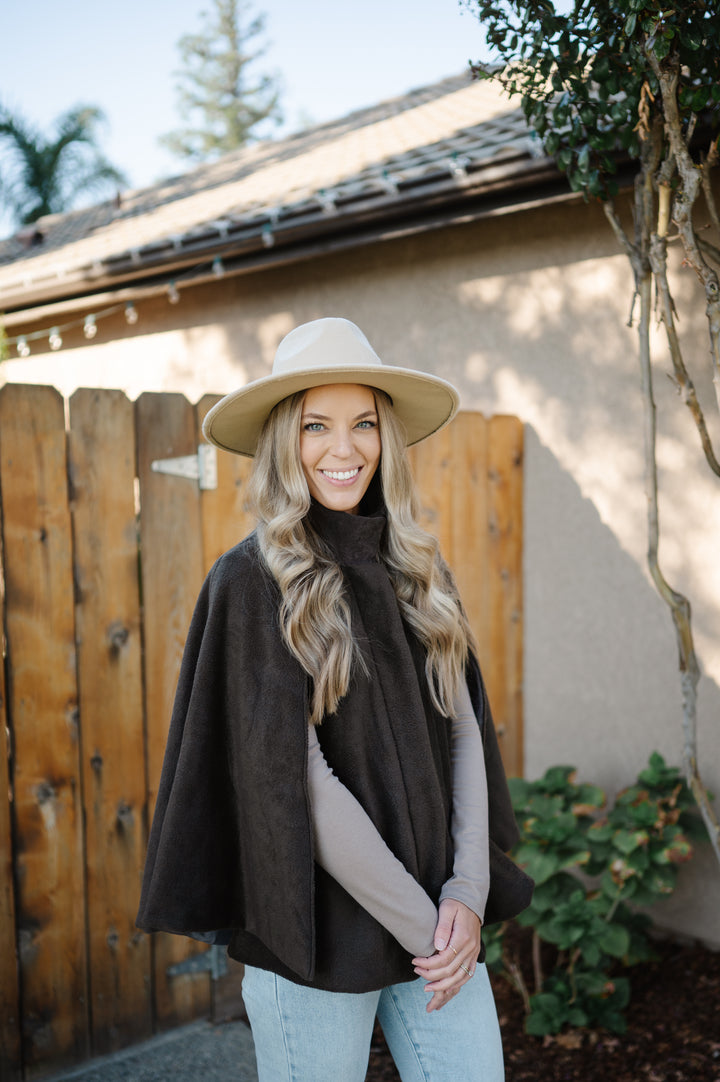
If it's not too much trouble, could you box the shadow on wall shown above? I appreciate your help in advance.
[523,424,720,947]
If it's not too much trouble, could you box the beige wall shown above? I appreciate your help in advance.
[4,197,719,945]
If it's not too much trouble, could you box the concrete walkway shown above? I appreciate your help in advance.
[43,1020,258,1082]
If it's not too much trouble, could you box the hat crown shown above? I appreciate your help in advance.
[273,317,384,376]
[202,316,459,457]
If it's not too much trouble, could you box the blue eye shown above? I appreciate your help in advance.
[303,421,325,432]
[356,419,377,430]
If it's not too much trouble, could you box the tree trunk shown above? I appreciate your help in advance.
[635,198,720,864]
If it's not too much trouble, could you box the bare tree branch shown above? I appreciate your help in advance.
[637,268,720,860]
[603,200,638,268]
[648,51,720,413]
[698,237,720,268]
[649,233,720,476]
[700,139,720,235]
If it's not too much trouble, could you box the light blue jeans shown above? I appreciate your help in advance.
[241,964,504,1082]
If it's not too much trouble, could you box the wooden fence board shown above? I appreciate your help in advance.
[447,412,491,660]
[135,392,211,1030]
[0,385,88,1076]
[409,417,453,553]
[409,412,522,777]
[195,396,255,574]
[68,389,152,1055]
[486,416,524,779]
[0,554,22,1080]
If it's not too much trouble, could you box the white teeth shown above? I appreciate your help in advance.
[322,468,360,481]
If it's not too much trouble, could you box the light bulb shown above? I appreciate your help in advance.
[212,257,225,278]
[168,280,180,304]
[84,314,98,339]
[17,336,30,357]
[49,327,63,350]
[125,302,139,325]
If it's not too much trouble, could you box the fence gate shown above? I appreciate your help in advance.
[0,385,523,1081]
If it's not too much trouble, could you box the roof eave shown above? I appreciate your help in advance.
[0,154,630,321]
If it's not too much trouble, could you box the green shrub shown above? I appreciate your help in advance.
[486,752,708,1037]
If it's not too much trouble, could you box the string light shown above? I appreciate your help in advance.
[381,170,399,194]
[317,189,337,215]
[449,153,470,179]
[4,252,236,354]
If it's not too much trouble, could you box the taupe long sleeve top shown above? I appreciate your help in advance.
[308,679,490,958]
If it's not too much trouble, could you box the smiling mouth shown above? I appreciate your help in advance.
[320,467,361,481]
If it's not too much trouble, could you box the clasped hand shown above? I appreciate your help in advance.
[412,897,482,1013]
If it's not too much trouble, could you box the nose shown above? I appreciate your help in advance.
[330,425,354,458]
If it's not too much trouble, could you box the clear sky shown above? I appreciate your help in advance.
[0,0,493,236]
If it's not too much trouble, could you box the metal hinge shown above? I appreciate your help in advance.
[151,444,218,490]
[167,944,229,981]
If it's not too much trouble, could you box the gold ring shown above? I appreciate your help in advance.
[459,962,472,977]
[448,944,458,956]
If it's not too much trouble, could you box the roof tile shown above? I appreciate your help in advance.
[0,72,539,302]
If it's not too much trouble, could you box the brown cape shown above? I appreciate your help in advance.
[137,513,532,989]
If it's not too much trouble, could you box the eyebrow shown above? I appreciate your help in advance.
[301,409,378,422]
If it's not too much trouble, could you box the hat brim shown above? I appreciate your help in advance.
[202,364,459,457]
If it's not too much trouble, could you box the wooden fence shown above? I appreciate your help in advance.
[0,385,523,1080]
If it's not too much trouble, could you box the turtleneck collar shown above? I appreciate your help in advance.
[307,487,386,566]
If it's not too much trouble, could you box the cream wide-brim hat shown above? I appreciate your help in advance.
[202,317,460,457]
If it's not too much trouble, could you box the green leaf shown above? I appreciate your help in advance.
[613,829,648,855]
[567,1006,590,1027]
[483,928,505,971]
[575,783,605,809]
[541,765,578,792]
[516,849,564,885]
[581,941,601,967]
[653,36,671,60]
[525,993,565,1036]
[597,922,630,958]
[557,147,572,170]
[681,25,704,50]
[593,54,610,81]
[507,776,531,808]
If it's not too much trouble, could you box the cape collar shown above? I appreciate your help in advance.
[308,498,386,565]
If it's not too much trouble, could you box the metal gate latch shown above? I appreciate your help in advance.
[167,944,229,981]
[151,444,218,490]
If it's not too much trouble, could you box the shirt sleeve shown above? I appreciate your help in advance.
[307,723,438,957]
[438,680,491,922]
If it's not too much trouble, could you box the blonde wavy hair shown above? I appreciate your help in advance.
[248,387,475,724]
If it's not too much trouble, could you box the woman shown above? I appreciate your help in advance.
[137,317,532,1082]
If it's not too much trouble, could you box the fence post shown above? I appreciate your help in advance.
[68,389,152,1054]
[135,392,211,1031]
[0,383,89,1075]
[487,415,524,779]
[0,574,21,1081]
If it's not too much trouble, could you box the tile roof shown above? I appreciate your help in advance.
[0,72,552,311]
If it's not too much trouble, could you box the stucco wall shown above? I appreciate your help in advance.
[3,196,719,945]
